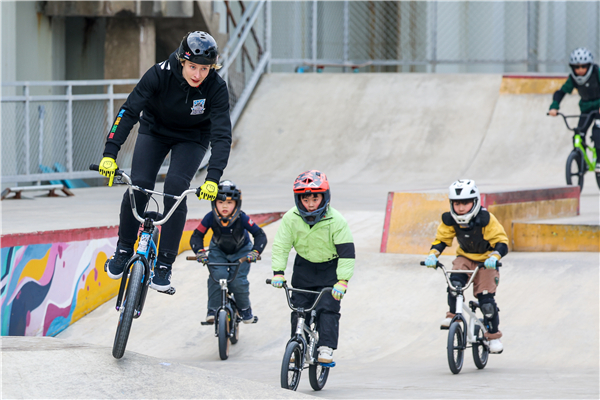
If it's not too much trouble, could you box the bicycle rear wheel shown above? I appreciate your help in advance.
[218,309,230,360]
[566,149,585,190]
[472,322,489,369]
[447,321,464,374]
[112,260,143,359]
[281,341,303,390]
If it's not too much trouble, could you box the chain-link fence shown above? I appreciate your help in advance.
[270,1,600,73]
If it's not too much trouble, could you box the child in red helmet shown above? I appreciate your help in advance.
[270,170,355,364]
[190,180,267,324]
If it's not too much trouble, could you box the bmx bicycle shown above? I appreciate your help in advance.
[421,260,502,374]
[186,254,259,360]
[90,164,199,359]
[266,279,334,391]
[549,111,600,189]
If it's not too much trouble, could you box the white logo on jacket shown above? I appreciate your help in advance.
[191,99,206,115]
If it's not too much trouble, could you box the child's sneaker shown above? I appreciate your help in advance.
[489,339,503,354]
[105,244,133,279]
[206,309,216,323]
[317,346,334,363]
[440,312,455,329]
[150,262,172,291]
[240,307,254,324]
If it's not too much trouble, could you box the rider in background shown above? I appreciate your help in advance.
[424,179,508,354]
[98,31,232,292]
[548,47,600,172]
[270,170,355,364]
[190,181,267,324]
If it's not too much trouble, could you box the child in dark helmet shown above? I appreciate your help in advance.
[270,170,355,364]
[100,31,232,292]
[549,47,600,172]
[424,179,508,354]
[190,181,267,323]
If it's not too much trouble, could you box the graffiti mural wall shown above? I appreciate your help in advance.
[1,238,119,337]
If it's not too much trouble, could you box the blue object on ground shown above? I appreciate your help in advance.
[54,163,89,188]
[39,165,62,185]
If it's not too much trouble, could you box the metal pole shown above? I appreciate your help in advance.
[38,105,45,185]
[24,84,31,176]
[312,0,317,72]
[431,1,437,73]
[266,0,272,73]
[66,84,73,173]
[343,0,349,72]
[107,83,114,130]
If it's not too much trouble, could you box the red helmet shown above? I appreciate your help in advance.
[293,170,330,225]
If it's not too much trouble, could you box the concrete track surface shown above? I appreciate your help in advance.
[3,74,600,398]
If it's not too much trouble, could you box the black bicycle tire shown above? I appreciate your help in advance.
[112,260,143,359]
[281,341,303,390]
[308,361,330,391]
[218,309,230,360]
[230,318,240,345]
[447,321,464,374]
[472,322,489,369]
[566,149,585,190]
[595,171,600,189]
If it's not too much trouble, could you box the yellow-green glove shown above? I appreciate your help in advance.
[99,157,118,186]
[198,180,218,201]
[331,280,348,301]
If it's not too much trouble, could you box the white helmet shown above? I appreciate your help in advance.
[448,179,481,225]
[569,47,594,85]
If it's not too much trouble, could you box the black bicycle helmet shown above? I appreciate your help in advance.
[177,31,218,65]
[211,180,242,226]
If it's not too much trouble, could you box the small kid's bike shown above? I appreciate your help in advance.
[266,279,334,391]
[550,112,600,189]
[90,165,199,359]
[421,260,501,374]
[186,254,259,360]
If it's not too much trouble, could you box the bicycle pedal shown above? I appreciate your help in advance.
[440,326,449,330]
[158,287,176,295]
[200,321,213,326]
[250,316,258,324]
[319,361,336,368]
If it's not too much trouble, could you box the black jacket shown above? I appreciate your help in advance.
[103,52,232,182]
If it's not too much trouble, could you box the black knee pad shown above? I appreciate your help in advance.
[477,293,500,333]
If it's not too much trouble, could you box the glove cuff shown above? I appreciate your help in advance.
[489,251,501,260]
[273,271,285,276]
[429,249,440,257]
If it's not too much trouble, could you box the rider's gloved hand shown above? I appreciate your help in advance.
[98,157,118,187]
[424,254,438,268]
[246,250,260,263]
[271,274,286,288]
[197,180,218,201]
[196,249,208,264]
[484,253,500,269]
[331,280,348,301]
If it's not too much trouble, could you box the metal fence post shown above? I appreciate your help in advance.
[23,84,31,176]
[527,2,538,72]
[343,0,349,72]
[66,84,73,173]
[266,0,272,73]
[312,0,317,72]
[38,105,46,184]
[430,1,437,73]
[107,83,114,130]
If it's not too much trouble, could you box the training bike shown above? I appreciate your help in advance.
[550,111,600,189]
[186,254,259,360]
[266,279,334,391]
[421,260,502,374]
[90,164,199,359]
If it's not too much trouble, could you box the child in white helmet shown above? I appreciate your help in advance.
[424,179,509,354]
[548,47,600,172]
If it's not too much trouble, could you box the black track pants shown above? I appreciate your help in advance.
[117,134,206,265]
[578,113,600,151]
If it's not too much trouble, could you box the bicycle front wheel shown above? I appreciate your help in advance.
[308,362,330,391]
[218,309,230,360]
[472,322,489,369]
[281,341,303,391]
[566,149,585,190]
[112,260,144,359]
[447,321,464,374]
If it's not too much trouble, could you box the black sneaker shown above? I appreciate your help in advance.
[105,244,133,280]
[150,262,172,291]
[240,307,254,324]
[206,309,216,323]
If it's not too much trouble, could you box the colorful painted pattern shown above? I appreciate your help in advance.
[1,238,119,337]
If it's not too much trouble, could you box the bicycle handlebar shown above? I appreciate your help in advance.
[548,111,597,133]
[90,164,199,226]
[186,254,260,284]
[420,261,501,293]
[265,280,332,313]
